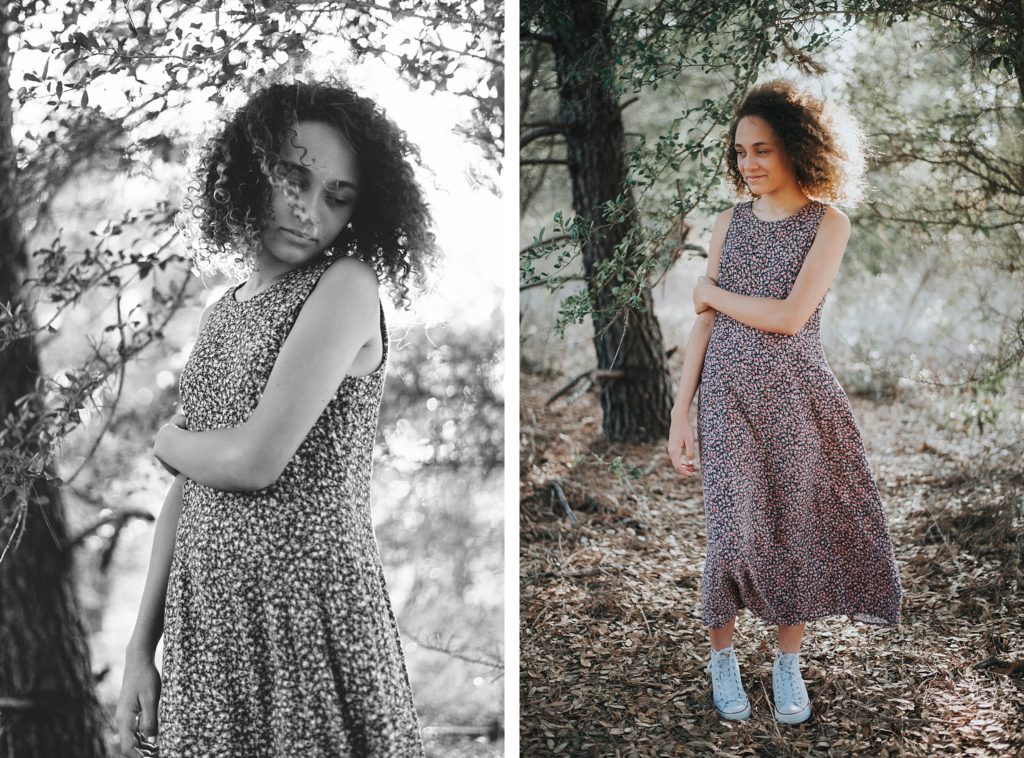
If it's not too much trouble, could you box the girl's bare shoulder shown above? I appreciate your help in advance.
[713,206,735,230]
[819,203,852,240]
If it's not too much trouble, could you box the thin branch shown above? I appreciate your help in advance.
[520,274,586,292]
[402,630,503,670]
[520,158,568,166]
[64,293,129,486]
[522,31,556,46]
[66,508,155,550]
[521,125,568,149]
[521,120,571,129]
[546,368,626,406]
[519,234,573,256]
[549,481,578,524]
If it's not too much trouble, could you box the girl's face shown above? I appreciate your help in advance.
[733,115,796,196]
[261,120,359,264]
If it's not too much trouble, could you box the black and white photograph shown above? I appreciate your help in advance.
[0,1,503,756]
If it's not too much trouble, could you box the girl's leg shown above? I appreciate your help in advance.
[709,616,736,651]
[705,616,749,720]
[777,623,805,654]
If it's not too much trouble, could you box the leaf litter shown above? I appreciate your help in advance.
[520,371,1024,757]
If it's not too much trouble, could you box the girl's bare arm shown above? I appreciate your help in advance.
[115,472,185,752]
[667,209,730,475]
[693,206,851,335]
[671,310,716,421]
[126,473,184,653]
[126,300,214,650]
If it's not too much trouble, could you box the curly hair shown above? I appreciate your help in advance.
[724,80,868,206]
[177,78,436,308]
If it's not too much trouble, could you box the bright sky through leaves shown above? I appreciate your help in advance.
[10,1,502,330]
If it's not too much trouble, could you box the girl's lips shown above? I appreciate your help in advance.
[282,227,317,243]
[747,175,766,181]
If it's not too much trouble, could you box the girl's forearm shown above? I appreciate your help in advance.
[154,424,261,491]
[704,286,796,335]
[128,474,186,656]
[671,311,715,419]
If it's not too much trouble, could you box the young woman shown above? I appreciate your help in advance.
[666,80,903,725]
[115,79,435,757]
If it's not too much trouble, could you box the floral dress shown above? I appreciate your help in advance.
[159,256,424,756]
[696,200,903,629]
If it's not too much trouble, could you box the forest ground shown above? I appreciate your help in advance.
[520,366,1024,757]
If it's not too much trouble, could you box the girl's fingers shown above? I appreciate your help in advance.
[670,447,693,476]
[138,695,158,739]
[668,427,699,476]
[683,435,696,472]
[669,447,682,473]
[116,704,139,755]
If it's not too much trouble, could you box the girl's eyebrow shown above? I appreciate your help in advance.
[734,141,770,148]
[283,160,358,191]
[324,179,358,192]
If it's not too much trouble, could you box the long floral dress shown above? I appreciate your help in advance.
[696,200,903,630]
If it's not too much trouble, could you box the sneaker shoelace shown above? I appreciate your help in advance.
[775,653,806,706]
[709,650,745,706]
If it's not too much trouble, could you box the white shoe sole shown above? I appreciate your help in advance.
[715,702,751,720]
[774,704,812,724]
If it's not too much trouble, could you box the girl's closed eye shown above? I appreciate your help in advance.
[326,193,353,207]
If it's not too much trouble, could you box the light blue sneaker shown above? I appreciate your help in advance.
[705,645,751,720]
[772,649,812,724]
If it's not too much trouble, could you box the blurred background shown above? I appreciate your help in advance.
[0,1,503,756]
[521,1,1023,433]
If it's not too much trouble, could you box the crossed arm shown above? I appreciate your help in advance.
[153,257,381,491]
[693,205,852,335]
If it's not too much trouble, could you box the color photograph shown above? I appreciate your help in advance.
[520,1,1023,754]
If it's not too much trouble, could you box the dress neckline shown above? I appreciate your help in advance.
[229,261,321,304]
[748,198,816,224]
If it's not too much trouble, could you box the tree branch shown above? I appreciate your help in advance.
[520,274,585,292]
[520,158,568,166]
[522,31,556,46]
[521,125,568,149]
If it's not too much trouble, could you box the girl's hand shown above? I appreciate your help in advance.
[693,276,714,314]
[153,412,186,477]
[115,648,161,756]
[667,413,698,476]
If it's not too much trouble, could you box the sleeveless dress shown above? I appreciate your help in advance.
[159,256,424,757]
[696,199,903,630]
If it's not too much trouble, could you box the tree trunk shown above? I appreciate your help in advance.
[548,0,673,442]
[0,15,107,757]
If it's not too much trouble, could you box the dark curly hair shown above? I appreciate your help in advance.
[724,79,867,206]
[178,78,436,308]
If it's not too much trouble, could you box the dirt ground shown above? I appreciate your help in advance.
[520,368,1024,757]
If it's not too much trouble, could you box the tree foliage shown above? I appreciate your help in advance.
[520,0,1023,384]
[520,0,845,331]
[0,1,503,751]
[1,0,503,549]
